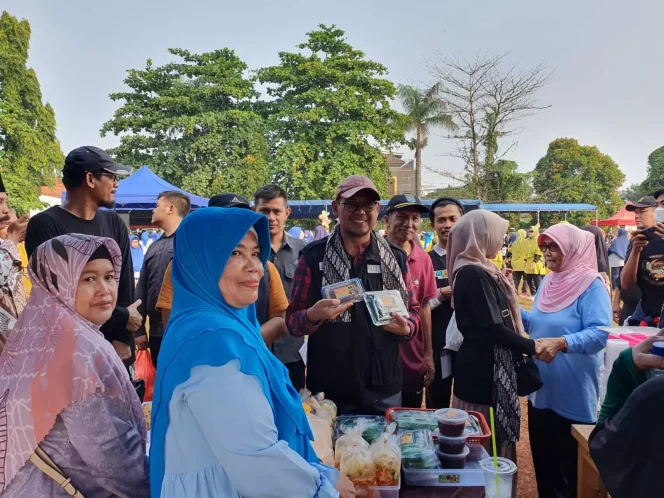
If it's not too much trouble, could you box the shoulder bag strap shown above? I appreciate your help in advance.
[29,446,86,498]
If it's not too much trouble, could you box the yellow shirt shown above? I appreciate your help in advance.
[18,243,30,296]
[490,251,504,270]
[156,260,288,318]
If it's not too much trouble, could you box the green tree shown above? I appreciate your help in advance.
[257,24,407,199]
[619,183,645,203]
[101,48,270,197]
[397,83,456,197]
[532,138,625,224]
[0,11,63,214]
[637,145,664,197]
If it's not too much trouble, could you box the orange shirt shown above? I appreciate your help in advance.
[156,260,288,318]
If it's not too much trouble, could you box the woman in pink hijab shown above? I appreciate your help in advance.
[0,234,149,497]
[521,223,611,498]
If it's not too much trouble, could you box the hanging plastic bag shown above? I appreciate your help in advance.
[445,312,463,352]
[370,423,401,486]
[135,350,155,402]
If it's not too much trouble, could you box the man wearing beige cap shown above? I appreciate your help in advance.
[287,175,421,415]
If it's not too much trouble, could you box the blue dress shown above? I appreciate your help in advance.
[521,279,611,423]
[160,359,339,498]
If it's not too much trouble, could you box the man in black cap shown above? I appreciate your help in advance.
[25,146,142,367]
[621,196,664,325]
[426,196,464,408]
[0,173,30,332]
[383,194,438,408]
[156,193,289,345]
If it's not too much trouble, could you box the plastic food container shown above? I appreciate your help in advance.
[355,477,401,498]
[435,408,469,437]
[480,457,517,498]
[434,430,468,455]
[437,446,470,469]
[403,446,490,487]
[400,430,440,469]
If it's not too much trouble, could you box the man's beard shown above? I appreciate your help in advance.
[99,199,116,210]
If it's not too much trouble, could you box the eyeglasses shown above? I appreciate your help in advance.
[89,170,120,183]
[538,243,560,253]
[341,200,378,213]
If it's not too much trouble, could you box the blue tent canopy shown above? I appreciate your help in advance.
[61,165,209,209]
[284,199,483,219]
[483,203,597,212]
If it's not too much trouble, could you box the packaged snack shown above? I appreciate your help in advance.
[391,409,438,432]
[142,402,152,431]
[341,443,376,486]
[336,415,385,444]
[308,413,335,467]
[399,429,440,469]
[335,420,370,469]
[435,408,469,437]
[322,278,365,304]
[465,414,482,436]
[364,290,408,326]
[369,423,401,486]
[320,399,338,423]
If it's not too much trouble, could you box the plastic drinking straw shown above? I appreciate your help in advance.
[489,407,500,496]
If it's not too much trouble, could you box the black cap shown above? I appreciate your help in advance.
[209,193,251,209]
[386,193,429,215]
[63,146,132,177]
[626,196,657,211]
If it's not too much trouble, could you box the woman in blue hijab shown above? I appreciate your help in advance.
[150,208,344,498]
[288,226,303,239]
[130,235,145,281]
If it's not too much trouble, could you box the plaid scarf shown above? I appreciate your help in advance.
[322,227,407,323]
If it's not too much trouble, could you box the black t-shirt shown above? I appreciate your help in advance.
[428,249,453,352]
[25,206,135,363]
[453,265,535,405]
[625,237,664,318]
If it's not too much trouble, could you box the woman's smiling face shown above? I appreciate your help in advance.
[218,230,264,308]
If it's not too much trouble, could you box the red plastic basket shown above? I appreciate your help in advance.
[385,407,491,446]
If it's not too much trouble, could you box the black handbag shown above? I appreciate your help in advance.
[515,355,543,396]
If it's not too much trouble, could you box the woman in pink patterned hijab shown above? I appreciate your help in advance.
[0,234,149,497]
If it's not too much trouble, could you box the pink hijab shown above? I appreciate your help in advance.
[536,224,608,313]
[448,210,525,336]
[0,234,146,492]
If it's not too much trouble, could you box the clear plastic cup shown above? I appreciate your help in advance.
[479,457,517,498]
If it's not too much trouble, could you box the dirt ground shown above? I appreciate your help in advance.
[516,296,537,498]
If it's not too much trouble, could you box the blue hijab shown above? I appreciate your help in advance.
[140,231,150,246]
[129,235,144,273]
[288,226,303,239]
[149,208,316,496]
[609,228,629,260]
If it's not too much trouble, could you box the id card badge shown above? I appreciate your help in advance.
[440,350,452,380]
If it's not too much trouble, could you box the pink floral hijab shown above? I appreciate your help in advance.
[536,224,608,313]
[0,234,146,492]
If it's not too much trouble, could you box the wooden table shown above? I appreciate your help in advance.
[572,425,608,498]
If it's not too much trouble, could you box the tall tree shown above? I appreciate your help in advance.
[0,11,63,214]
[101,48,270,197]
[257,24,407,199]
[397,83,456,197]
[532,138,625,223]
[637,145,664,197]
[427,53,550,201]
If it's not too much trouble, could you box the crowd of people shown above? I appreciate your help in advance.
[0,144,660,497]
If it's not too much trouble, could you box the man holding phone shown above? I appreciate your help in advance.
[621,196,664,325]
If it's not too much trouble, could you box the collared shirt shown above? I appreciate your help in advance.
[399,240,438,383]
[268,232,307,364]
[429,245,447,310]
[270,232,307,300]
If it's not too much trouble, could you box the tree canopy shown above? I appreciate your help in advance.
[257,24,407,199]
[0,11,63,214]
[532,138,624,223]
[100,48,270,198]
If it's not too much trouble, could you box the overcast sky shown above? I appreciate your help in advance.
[5,0,663,191]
